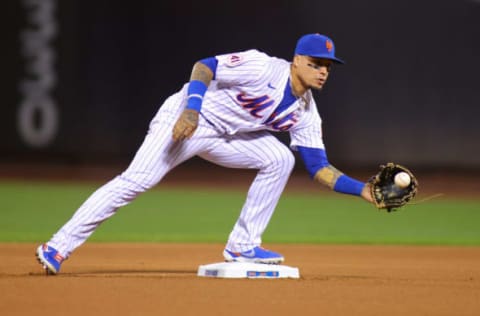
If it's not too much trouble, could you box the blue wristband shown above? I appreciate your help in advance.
[333,175,365,196]
[186,80,208,112]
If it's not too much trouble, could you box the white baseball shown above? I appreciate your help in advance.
[394,172,411,188]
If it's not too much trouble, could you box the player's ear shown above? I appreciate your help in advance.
[293,55,301,67]
[292,55,298,67]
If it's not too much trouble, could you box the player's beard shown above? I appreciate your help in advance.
[309,80,325,91]
[295,76,318,94]
[301,74,326,91]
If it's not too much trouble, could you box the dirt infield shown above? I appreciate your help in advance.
[1,243,480,316]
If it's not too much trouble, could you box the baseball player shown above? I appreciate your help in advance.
[36,33,374,274]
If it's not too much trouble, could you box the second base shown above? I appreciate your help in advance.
[197,262,300,279]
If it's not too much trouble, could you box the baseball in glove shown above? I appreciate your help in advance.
[368,162,418,212]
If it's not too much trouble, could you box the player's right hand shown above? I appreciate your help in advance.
[172,109,199,141]
[361,183,374,204]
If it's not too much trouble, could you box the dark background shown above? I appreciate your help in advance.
[2,0,480,171]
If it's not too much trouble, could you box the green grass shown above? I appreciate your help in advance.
[1,180,479,245]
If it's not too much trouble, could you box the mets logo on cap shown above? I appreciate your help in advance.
[294,33,345,64]
[325,39,333,52]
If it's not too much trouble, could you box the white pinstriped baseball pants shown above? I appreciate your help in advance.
[48,96,295,258]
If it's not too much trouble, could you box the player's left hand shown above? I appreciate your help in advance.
[368,162,418,212]
[172,109,199,141]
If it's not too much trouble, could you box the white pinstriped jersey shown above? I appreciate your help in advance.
[46,49,325,259]
[173,49,325,150]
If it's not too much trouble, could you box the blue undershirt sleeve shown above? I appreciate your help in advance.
[297,146,329,178]
[297,146,365,196]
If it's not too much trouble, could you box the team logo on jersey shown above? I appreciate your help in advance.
[237,93,298,131]
[237,93,274,118]
[265,111,298,131]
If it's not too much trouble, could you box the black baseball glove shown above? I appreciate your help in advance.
[368,162,418,212]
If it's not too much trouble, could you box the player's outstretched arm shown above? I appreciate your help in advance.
[313,165,374,204]
[172,62,214,141]
[297,146,374,204]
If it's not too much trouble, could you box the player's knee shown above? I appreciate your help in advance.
[282,150,296,173]
[115,173,157,195]
[265,148,295,174]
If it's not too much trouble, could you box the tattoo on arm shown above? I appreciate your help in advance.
[184,109,199,126]
[190,62,214,85]
[314,165,343,189]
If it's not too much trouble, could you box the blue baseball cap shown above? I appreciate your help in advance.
[294,33,345,64]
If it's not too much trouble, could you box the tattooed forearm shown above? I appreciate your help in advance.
[190,62,214,84]
[314,165,343,189]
